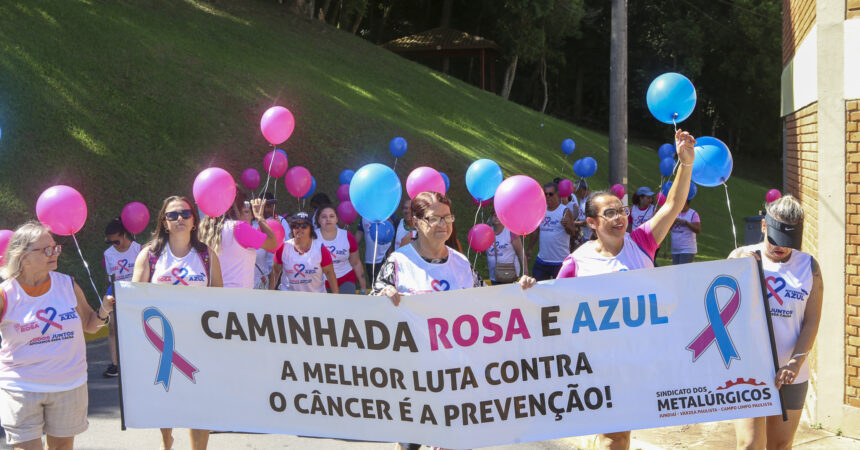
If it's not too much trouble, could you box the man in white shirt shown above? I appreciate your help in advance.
[527,182,575,280]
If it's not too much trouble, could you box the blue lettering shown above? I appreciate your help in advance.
[623,295,647,327]
[572,303,597,333]
[598,299,620,330]
[649,294,669,325]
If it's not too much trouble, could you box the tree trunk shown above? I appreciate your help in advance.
[440,0,453,27]
[609,0,628,191]
[540,55,549,113]
[501,55,518,100]
[308,0,315,20]
[319,0,332,20]
[374,3,391,44]
[351,7,365,34]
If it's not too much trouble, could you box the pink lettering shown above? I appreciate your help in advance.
[428,309,532,350]
[427,318,451,351]
[452,315,479,347]
[505,308,531,341]
[482,311,503,344]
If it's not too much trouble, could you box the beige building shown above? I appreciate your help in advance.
[781,0,860,437]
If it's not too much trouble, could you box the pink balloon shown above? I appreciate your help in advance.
[241,168,261,191]
[558,179,574,198]
[262,150,288,178]
[0,229,13,266]
[406,166,446,199]
[260,106,296,145]
[472,196,493,207]
[234,221,267,249]
[193,168,237,217]
[611,184,626,199]
[121,202,150,235]
[657,192,667,206]
[766,189,782,204]
[336,184,350,202]
[494,176,547,236]
[284,166,312,198]
[265,218,285,254]
[337,201,358,224]
[36,185,87,236]
[467,223,495,252]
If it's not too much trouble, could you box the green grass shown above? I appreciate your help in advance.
[0,0,769,297]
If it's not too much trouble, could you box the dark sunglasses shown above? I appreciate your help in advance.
[544,191,556,197]
[105,239,121,246]
[165,209,193,221]
[290,222,310,229]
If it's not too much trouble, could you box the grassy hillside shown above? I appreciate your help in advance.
[0,0,768,293]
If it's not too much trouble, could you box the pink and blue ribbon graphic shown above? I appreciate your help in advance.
[171,267,189,285]
[36,307,63,335]
[687,275,741,368]
[117,258,130,274]
[293,263,307,278]
[143,307,198,391]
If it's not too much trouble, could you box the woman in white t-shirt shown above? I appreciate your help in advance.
[199,195,279,288]
[316,205,366,294]
[670,199,701,264]
[132,195,223,450]
[486,212,524,284]
[101,218,142,378]
[393,199,414,251]
[729,195,822,449]
[270,212,338,294]
[628,186,656,230]
[0,222,114,449]
[555,129,697,450]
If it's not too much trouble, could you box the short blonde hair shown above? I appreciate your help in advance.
[0,221,51,280]
[766,194,804,225]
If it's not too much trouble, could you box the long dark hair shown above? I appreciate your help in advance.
[148,196,207,255]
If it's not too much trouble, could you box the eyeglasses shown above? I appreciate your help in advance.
[290,222,310,229]
[544,191,556,197]
[105,239,121,246]
[30,244,63,257]
[421,214,455,227]
[165,209,193,221]
[599,207,630,220]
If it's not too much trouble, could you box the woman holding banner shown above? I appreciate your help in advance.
[132,195,223,450]
[199,195,279,289]
[555,129,696,450]
[0,221,114,449]
[269,212,338,293]
[316,205,366,294]
[729,194,822,449]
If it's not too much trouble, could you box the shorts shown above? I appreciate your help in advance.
[672,253,695,264]
[532,260,562,281]
[782,381,808,411]
[0,383,89,444]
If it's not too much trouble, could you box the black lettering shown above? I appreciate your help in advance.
[365,320,390,350]
[248,313,275,343]
[289,315,312,345]
[314,317,338,346]
[341,319,365,349]
[541,306,561,336]
[225,312,248,341]
[201,311,222,339]
[393,322,418,352]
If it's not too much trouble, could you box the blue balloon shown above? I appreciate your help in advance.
[646,72,697,125]
[573,159,583,177]
[339,169,355,185]
[661,181,673,197]
[465,159,503,201]
[659,157,675,177]
[692,136,733,187]
[562,138,576,155]
[440,172,450,192]
[389,137,407,158]
[658,143,675,160]
[369,220,395,245]
[349,163,402,221]
[661,180,696,199]
[579,157,597,178]
[302,177,316,199]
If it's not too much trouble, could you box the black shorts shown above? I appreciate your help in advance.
[781,381,808,411]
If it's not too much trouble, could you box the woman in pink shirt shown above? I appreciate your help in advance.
[556,129,697,450]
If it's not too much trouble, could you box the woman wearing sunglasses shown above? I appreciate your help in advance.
[0,221,114,449]
[198,194,279,289]
[555,129,696,450]
[269,212,338,293]
[315,205,366,294]
[131,195,222,450]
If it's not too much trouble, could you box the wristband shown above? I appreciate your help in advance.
[790,352,807,360]
[680,161,694,167]
[96,307,109,322]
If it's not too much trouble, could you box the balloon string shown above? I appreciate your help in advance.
[520,234,526,278]
[72,234,102,306]
[258,145,276,199]
[371,225,379,286]
[723,182,738,249]
[393,158,398,173]
[472,250,480,274]
[466,204,482,260]
[672,115,678,134]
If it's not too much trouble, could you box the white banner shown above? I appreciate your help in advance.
[116,258,782,448]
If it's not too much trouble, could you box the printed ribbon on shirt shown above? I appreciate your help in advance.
[36,307,63,335]
[765,276,786,305]
[142,307,198,391]
[171,267,189,285]
[293,264,307,278]
[117,258,131,274]
[686,275,741,368]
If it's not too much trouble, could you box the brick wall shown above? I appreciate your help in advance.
[846,99,860,407]
[784,103,819,257]
[783,0,817,65]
